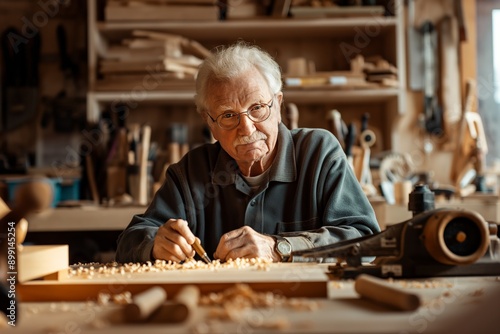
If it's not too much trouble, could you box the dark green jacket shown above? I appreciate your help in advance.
[115,123,380,262]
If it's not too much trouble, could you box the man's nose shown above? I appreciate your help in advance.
[237,113,256,133]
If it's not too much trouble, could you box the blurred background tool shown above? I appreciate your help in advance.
[284,103,299,130]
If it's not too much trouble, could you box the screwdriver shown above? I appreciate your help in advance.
[192,239,212,264]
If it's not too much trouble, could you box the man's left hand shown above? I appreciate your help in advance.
[214,226,281,262]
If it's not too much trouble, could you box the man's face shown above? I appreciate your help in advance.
[205,67,283,176]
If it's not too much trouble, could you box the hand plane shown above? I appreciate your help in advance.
[293,189,500,279]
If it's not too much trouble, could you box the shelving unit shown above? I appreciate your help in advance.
[87,0,405,151]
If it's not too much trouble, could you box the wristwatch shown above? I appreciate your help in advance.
[274,236,292,262]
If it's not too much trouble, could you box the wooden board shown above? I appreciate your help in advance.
[18,263,329,301]
[18,245,69,283]
[290,6,385,18]
[105,4,219,21]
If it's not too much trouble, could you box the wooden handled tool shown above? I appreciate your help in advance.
[326,109,345,149]
[158,285,200,323]
[354,274,421,311]
[193,239,211,264]
[138,125,152,205]
[131,285,200,324]
[124,286,167,322]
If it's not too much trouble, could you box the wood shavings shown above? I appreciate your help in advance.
[97,291,132,305]
[330,280,345,289]
[287,298,320,311]
[113,291,132,305]
[442,290,453,298]
[470,289,484,297]
[199,284,317,331]
[69,258,272,279]
[200,283,320,311]
[97,292,111,305]
[397,280,454,289]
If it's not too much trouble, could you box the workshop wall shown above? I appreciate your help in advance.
[0,0,480,189]
[394,0,477,186]
[0,0,87,172]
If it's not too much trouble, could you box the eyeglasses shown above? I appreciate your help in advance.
[207,96,274,130]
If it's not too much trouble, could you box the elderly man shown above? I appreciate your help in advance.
[115,42,379,263]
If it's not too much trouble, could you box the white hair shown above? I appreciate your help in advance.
[195,41,283,114]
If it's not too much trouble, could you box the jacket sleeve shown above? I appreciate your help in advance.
[115,167,188,263]
[279,139,380,258]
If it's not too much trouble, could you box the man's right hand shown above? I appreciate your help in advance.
[152,218,196,262]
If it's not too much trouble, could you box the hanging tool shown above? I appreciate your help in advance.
[450,79,489,194]
[344,123,356,170]
[326,109,347,149]
[285,103,299,130]
[1,27,40,131]
[44,24,85,133]
[355,128,377,196]
[421,21,443,138]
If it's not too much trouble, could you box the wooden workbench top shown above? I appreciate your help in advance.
[19,262,330,301]
[6,276,500,333]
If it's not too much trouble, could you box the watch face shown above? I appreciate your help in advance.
[277,240,292,256]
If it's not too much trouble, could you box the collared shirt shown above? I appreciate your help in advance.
[115,123,380,262]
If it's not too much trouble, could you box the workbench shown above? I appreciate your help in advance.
[9,195,499,333]
[5,273,500,333]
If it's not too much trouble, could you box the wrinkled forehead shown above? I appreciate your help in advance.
[205,69,271,107]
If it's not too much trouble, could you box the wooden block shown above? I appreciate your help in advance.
[0,197,9,218]
[287,57,310,76]
[43,269,69,281]
[18,245,69,283]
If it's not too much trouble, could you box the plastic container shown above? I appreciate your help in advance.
[2,176,80,208]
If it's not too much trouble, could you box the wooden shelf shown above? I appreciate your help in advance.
[87,0,406,149]
[89,88,398,104]
[284,88,399,104]
[86,88,399,121]
[96,17,398,40]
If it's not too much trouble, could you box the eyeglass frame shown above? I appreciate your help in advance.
[206,96,275,130]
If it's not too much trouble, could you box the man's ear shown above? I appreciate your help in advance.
[276,93,283,123]
[277,92,283,105]
[207,121,219,142]
[211,128,219,142]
